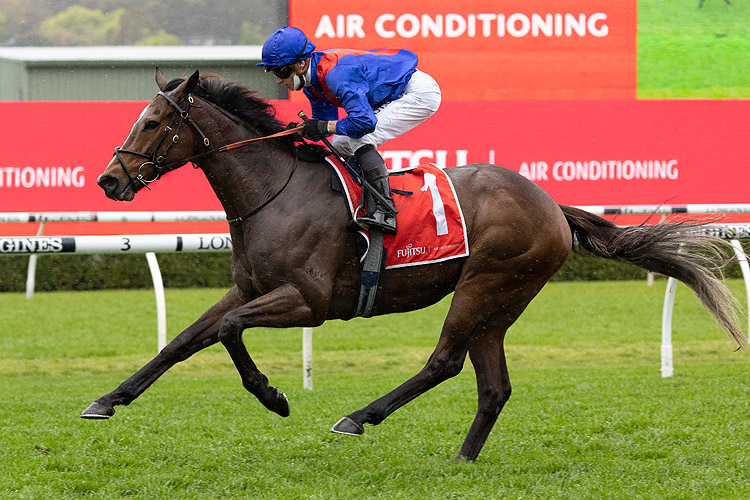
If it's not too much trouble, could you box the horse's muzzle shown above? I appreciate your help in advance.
[97,173,133,201]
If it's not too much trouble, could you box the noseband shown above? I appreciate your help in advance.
[113,91,211,192]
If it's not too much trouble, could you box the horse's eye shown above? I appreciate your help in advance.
[144,120,160,130]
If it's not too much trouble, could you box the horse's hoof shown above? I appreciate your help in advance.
[275,391,290,418]
[262,388,290,418]
[80,401,115,419]
[331,416,364,436]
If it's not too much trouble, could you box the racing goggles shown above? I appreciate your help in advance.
[266,41,309,79]
[269,64,295,79]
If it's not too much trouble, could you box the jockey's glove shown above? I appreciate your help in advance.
[302,119,329,140]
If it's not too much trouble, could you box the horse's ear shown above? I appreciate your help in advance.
[185,70,200,93]
[170,70,200,99]
[155,66,167,91]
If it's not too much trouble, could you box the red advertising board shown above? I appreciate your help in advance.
[289,0,637,100]
[0,101,219,214]
[1,100,748,227]
[380,100,750,207]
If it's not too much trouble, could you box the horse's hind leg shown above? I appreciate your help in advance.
[457,323,511,462]
[80,285,245,419]
[331,285,485,436]
[332,265,556,461]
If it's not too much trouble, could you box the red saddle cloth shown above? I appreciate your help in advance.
[327,158,469,269]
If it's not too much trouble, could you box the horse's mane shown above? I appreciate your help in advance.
[163,74,328,160]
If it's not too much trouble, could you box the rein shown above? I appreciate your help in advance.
[112,90,304,224]
[160,125,303,171]
[226,148,299,225]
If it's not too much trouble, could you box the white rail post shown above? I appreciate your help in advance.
[730,239,750,335]
[145,252,167,352]
[25,222,46,300]
[661,277,677,378]
[302,327,313,390]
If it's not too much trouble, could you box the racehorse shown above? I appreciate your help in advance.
[84,69,747,462]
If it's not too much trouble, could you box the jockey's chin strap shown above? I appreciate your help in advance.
[113,90,303,194]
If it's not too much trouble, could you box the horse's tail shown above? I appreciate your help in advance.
[559,204,748,349]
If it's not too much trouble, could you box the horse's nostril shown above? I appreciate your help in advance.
[97,174,119,193]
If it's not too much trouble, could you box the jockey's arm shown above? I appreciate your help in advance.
[326,64,377,139]
[305,89,338,123]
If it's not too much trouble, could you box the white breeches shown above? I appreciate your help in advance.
[331,70,442,157]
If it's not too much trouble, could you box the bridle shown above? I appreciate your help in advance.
[113,91,212,193]
[112,90,304,223]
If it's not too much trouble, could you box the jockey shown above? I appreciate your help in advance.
[257,26,441,234]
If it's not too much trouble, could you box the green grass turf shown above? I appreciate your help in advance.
[1,280,749,499]
[638,0,750,98]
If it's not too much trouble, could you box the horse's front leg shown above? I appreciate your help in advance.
[217,283,323,417]
[80,285,246,419]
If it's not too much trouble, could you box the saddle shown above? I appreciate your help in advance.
[327,156,469,317]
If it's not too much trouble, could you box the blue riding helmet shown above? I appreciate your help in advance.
[256,27,316,67]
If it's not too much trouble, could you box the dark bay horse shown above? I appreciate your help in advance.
[84,69,747,461]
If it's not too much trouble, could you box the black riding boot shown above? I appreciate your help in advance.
[354,144,397,234]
